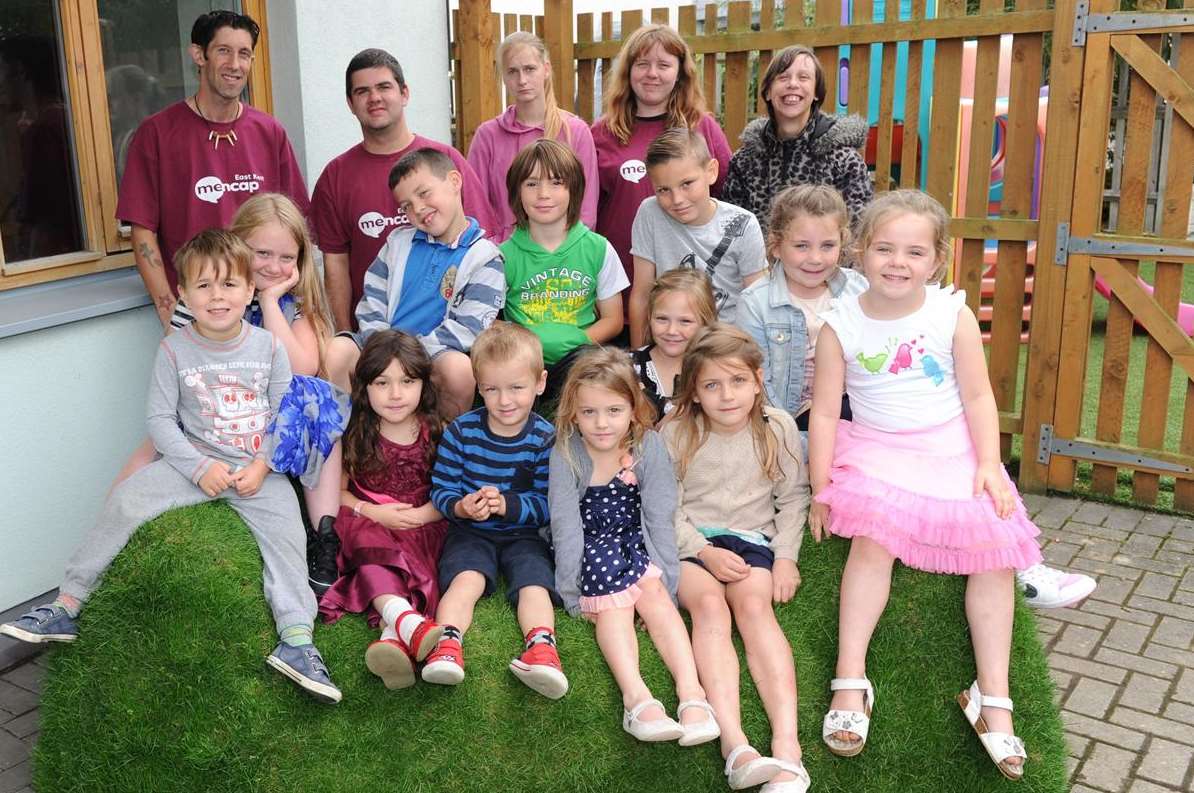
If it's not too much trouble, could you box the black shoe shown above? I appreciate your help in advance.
[307,515,340,597]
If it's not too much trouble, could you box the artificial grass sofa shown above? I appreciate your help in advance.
[34,501,1068,792]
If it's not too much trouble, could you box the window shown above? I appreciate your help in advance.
[0,0,272,292]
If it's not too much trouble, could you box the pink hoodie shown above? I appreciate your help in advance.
[466,105,599,243]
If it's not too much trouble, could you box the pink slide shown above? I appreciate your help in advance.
[1093,273,1194,335]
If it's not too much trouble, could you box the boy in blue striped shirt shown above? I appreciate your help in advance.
[423,322,567,699]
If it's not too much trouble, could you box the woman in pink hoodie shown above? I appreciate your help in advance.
[467,31,599,243]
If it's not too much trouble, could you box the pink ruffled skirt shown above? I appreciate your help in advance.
[579,563,662,614]
[814,416,1042,574]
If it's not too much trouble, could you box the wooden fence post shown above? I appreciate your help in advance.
[456,0,499,155]
[543,0,576,113]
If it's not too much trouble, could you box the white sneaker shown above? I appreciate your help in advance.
[1017,563,1096,608]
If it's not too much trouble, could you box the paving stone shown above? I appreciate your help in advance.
[1119,673,1170,713]
[1055,623,1103,658]
[1078,537,1127,563]
[1071,786,1105,793]
[1152,616,1194,649]
[1161,699,1194,726]
[1126,782,1175,793]
[1066,677,1119,718]
[1054,604,1116,629]
[0,711,35,741]
[1121,534,1163,558]
[1136,738,1192,788]
[1035,497,1081,528]
[1073,501,1113,525]
[0,731,26,772]
[1091,575,1136,606]
[1049,667,1074,695]
[1172,589,1194,608]
[1103,620,1152,654]
[1114,556,1187,578]
[1172,519,1194,542]
[1072,556,1144,581]
[1072,521,1132,544]
[1035,615,1063,637]
[1109,707,1194,745]
[1143,643,1194,668]
[0,684,35,720]
[1062,710,1146,751]
[1050,652,1128,685]
[1076,742,1136,792]
[1174,668,1194,704]
[1161,537,1194,556]
[1067,731,1091,758]
[0,667,40,697]
[1104,507,1146,532]
[1043,540,1081,567]
[1155,550,1194,568]
[1096,648,1179,679]
[1128,595,1194,622]
[0,759,31,793]
[1136,573,1180,601]
[1133,512,1176,537]
[1068,755,1082,781]
[1083,599,1157,626]
[1021,492,1050,515]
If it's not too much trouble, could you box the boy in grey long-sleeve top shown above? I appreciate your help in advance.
[0,230,341,704]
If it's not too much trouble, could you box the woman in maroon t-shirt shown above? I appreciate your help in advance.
[590,24,732,304]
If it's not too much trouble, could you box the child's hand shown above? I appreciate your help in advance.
[231,459,269,497]
[198,462,234,497]
[698,546,750,583]
[455,490,493,521]
[808,502,831,543]
[258,266,301,304]
[380,503,428,531]
[479,486,505,516]
[975,461,1015,519]
[772,559,801,604]
[366,502,412,530]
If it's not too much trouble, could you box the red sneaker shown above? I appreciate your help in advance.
[364,639,416,690]
[509,629,569,700]
[421,637,465,686]
[394,610,445,662]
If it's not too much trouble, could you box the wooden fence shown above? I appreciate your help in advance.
[450,0,1194,507]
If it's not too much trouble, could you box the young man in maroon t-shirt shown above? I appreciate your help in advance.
[310,48,497,331]
[116,10,309,332]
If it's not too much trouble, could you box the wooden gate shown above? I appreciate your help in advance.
[1023,0,1194,509]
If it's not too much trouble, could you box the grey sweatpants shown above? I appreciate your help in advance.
[60,460,316,635]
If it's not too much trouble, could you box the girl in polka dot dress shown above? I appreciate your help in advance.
[549,348,719,747]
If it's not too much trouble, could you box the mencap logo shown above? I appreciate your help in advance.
[619,159,647,183]
[357,210,408,239]
[194,175,261,204]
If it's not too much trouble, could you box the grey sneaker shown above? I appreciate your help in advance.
[265,642,342,704]
[0,605,78,644]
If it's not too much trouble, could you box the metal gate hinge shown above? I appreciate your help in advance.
[1073,5,1194,47]
[1053,222,1070,266]
[1037,424,1193,472]
[1052,229,1194,266]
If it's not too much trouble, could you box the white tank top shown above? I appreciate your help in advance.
[821,285,966,432]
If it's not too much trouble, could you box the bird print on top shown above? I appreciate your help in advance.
[855,334,944,386]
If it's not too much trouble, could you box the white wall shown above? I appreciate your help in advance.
[267,0,453,187]
[0,308,160,609]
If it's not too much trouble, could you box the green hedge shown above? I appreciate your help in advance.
[35,501,1067,792]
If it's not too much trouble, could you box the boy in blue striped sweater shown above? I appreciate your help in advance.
[422,322,567,699]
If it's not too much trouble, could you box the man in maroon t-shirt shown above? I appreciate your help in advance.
[311,48,497,331]
[116,11,309,332]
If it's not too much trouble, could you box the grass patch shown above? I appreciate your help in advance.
[36,503,1066,792]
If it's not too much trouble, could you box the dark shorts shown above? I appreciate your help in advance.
[795,393,853,431]
[683,534,775,572]
[438,525,560,606]
[336,329,366,349]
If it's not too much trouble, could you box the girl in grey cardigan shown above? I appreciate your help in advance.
[549,348,720,747]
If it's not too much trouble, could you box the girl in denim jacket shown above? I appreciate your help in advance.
[737,185,866,430]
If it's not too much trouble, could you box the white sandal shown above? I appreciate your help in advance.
[676,699,721,746]
[622,697,685,742]
[821,677,874,756]
[957,681,1027,781]
[759,759,811,793]
[724,744,783,790]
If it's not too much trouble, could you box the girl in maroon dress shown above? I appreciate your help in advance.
[319,330,449,689]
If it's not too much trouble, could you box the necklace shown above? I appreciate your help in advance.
[192,94,240,150]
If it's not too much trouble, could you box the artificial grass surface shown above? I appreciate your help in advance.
[36,502,1067,793]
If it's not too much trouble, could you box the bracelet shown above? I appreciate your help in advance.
[353,500,364,517]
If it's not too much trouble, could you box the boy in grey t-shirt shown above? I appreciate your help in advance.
[628,128,768,346]
[0,230,342,704]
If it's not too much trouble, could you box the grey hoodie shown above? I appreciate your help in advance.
[722,112,874,233]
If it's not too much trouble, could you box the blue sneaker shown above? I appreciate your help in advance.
[0,605,78,644]
[265,642,342,704]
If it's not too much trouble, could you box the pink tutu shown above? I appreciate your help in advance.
[814,416,1042,574]
[579,563,663,614]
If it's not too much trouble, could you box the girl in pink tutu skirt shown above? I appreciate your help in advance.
[808,189,1040,780]
[318,330,448,689]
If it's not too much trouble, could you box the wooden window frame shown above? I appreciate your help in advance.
[0,0,273,292]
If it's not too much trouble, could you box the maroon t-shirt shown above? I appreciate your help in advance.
[116,101,310,290]
[310,135,498,312]
[591,113,732,297]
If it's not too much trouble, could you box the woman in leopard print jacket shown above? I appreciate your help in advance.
[722,44,873,235]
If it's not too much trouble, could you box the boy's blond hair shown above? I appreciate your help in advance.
[470,321,544,379]
[645,127,712,170]
[175,229,252,287]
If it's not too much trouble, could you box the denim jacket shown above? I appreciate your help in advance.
[737,266,868,415]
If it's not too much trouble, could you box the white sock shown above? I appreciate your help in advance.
[380,623,398,642]
[379,596,422,644]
